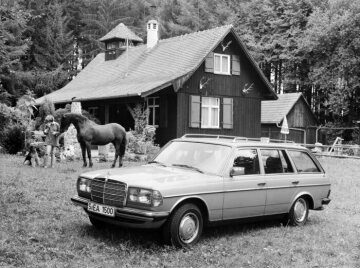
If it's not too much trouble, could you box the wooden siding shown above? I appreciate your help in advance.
[287,98,317,128]
[176,33,263,138]
[177,93,261,138]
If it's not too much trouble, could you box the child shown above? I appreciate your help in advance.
[43,115,60,168]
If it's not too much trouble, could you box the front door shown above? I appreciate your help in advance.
[223,148,266,220]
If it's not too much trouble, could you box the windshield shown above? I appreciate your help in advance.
[153,141,231,174]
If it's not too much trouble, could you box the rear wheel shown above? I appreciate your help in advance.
[162,203,203,248]
[289,197,309,226]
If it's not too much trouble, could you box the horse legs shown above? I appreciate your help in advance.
[86,142,93,168]
[80,143,87,167]
[111,142,119,168]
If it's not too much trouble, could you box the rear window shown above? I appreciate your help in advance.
[287,150,321,173]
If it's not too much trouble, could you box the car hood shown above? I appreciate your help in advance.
[80,164,221,195]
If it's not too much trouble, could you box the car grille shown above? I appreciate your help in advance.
[91,178,127,207]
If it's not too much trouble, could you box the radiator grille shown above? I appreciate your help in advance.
[91,178,127,207]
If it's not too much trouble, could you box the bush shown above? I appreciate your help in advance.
[1,124,26,154]
[125,104,160,160]
[0,103,23,145]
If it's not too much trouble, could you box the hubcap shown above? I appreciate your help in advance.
[294,198,307,222]
[179,212,199,244]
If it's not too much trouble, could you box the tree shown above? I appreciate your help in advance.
[20,2,74,97]
[157,0,234,38]
[0,0,30,105]
[301,0,360,123]
[80,0,133,67]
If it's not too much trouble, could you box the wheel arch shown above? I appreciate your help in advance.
[169,196,210,224]
[291,192,314,210]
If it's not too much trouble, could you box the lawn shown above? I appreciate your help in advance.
[0,154,359,268]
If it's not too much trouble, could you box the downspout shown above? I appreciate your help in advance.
[276,123,306,144]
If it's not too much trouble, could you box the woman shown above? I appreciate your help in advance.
[43,115,60,168]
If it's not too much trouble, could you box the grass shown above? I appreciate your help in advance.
[0,154,359,268]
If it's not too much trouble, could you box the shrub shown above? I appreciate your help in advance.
[1,124,26,154]
[0,103,23,145]
[125,104,160,159]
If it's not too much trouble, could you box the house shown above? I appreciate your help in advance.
[261,93,318,144]
[36,20,277,145]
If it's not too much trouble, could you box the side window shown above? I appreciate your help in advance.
[233,149,260,175]
[287,150,321,173]
[261,149,290,174]
[279,150,294,173]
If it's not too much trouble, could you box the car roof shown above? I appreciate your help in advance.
[174,134,305,150]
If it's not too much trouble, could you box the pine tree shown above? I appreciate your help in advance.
[0,0,30,105]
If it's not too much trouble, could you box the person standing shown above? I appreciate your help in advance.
[43,115,60,168]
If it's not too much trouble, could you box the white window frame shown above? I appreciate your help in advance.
[214,53,230,75]
[201,97,220,129]
[147,97,159,127]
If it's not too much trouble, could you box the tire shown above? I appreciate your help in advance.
[162,203,203,248]
[288,197,309,226]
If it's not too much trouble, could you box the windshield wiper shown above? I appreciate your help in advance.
[148,160,167,167]
[171,164,204,173]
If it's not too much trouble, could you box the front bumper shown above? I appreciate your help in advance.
[71,195,169,229]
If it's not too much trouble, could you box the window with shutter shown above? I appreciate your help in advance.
[205,52,214,73]
[189,95,201,128]
[231,55,240,75]
[222,98,233,129]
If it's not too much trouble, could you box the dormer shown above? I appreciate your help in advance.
[99,23,143,61]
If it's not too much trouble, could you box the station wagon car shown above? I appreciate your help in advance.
[71,134,331,247]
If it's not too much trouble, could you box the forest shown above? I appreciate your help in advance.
[1,0,360,126]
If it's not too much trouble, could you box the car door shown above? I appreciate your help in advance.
[222,148,266,220]
[261,148,297,215]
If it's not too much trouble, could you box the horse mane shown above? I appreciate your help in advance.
[65,113,91,124]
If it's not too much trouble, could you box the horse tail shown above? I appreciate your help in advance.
[119,133,127,157]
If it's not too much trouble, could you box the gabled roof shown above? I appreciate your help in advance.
[99,23,143,43]
[261,92,312,124]
[36,24,276,104]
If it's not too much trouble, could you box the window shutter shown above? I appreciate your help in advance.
[205,52,214,73]
[189,95,201,128]
[223,98,233,129]
[231,55,240,75]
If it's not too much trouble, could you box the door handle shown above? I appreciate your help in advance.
[292,181,299,185]
[257,182,266,186]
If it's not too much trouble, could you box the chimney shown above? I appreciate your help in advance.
[147,20,159,49]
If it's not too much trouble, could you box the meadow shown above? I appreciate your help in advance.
[0,154,359,268]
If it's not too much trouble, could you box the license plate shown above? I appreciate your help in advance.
[88,202,115,217]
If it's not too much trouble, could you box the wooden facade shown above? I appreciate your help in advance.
[261,94,319,144]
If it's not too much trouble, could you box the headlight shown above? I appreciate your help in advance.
[77,177,91,197]
[127,187,163,207]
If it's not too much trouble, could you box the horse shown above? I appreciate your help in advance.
[60,113,127,168]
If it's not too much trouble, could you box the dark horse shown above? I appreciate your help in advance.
[60,113,127,168]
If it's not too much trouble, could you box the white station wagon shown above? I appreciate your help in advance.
[71,134,331,247]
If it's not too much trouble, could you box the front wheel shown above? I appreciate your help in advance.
[162,203,203,248]
[289,197,309,226]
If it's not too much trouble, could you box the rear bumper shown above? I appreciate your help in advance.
[71,195,169,229]
[314,198,331,211]
[321,197,331,205]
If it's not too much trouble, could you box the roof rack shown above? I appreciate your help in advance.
[181,134,295,144]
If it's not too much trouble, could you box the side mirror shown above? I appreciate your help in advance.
[230,167,245,177]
